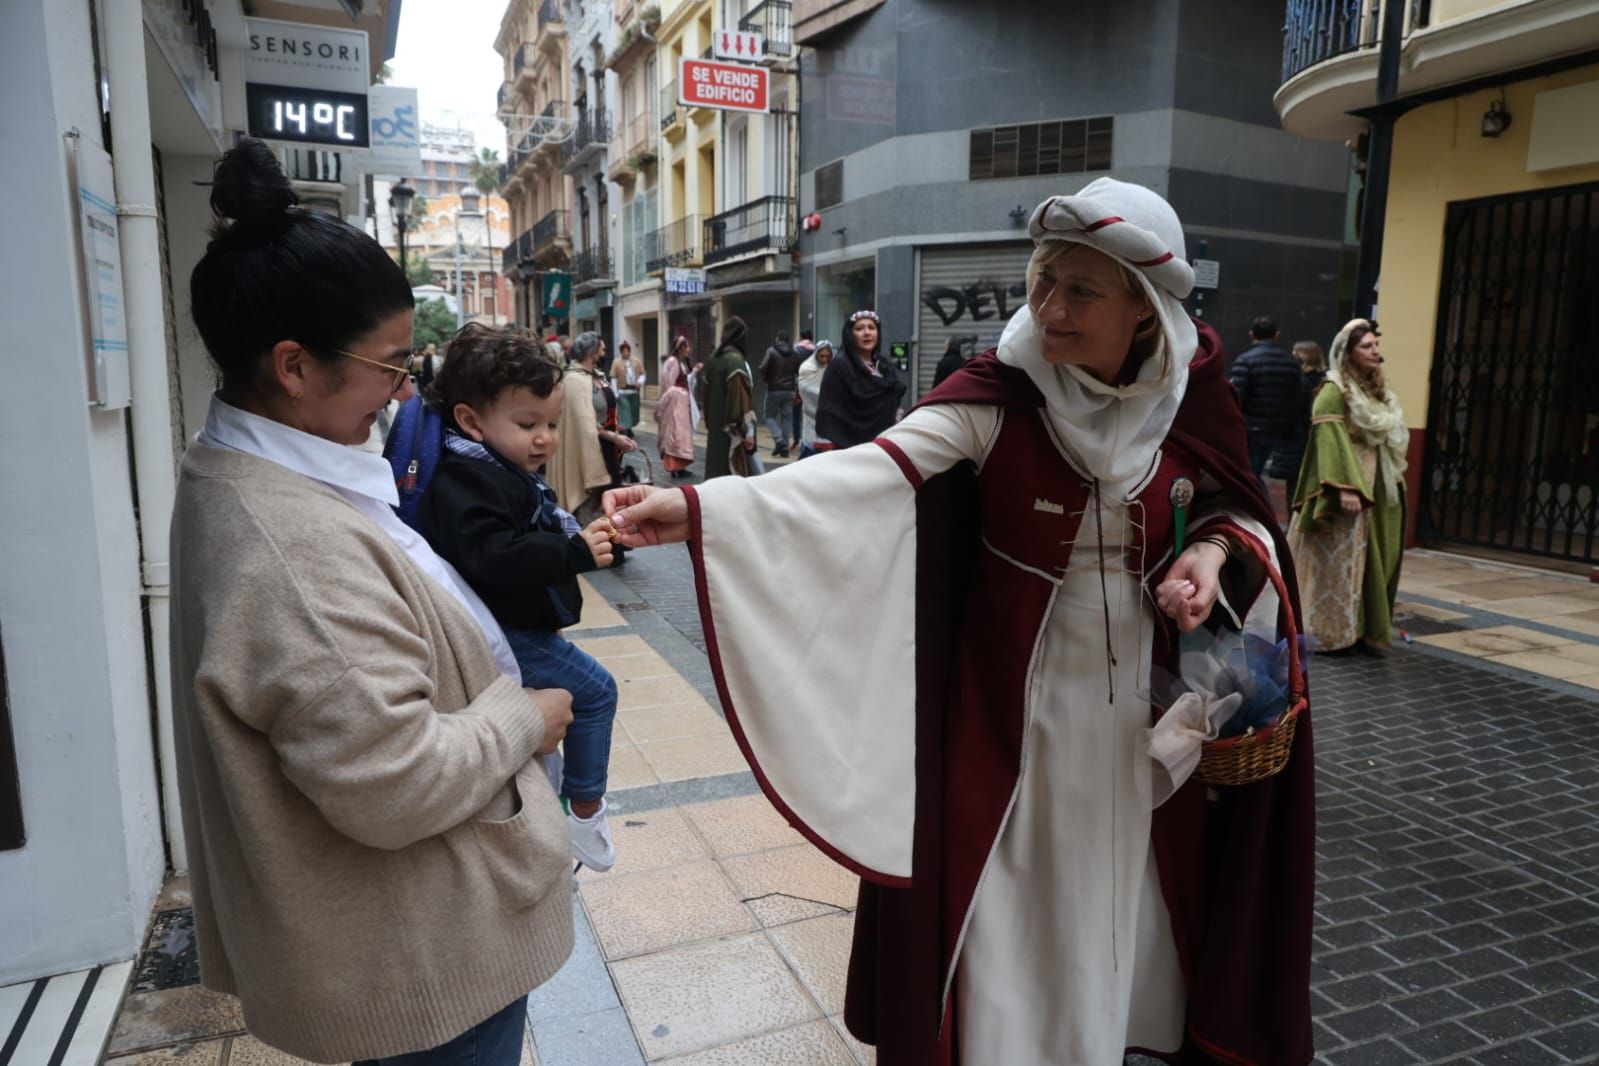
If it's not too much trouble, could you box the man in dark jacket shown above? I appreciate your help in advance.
[759,330,806,457]
[1228,316,1304,482]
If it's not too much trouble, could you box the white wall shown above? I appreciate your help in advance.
[0,0,166,983]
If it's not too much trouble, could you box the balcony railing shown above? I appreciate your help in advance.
[702,196,796,266]
[514,42,538,77]
[740,0,794,58]
[1281,0,1374,83]
[533,209,571,251]
[497,82,511,112]
[573,246,615,284]
[660,81,680,130]
[539,0,564,30]
[645,215,700,272]
[283,147,342,184]
[563,109,612,167]
[503,229,534,274]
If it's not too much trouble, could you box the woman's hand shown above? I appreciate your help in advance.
[527,688,574,755]
[612,431,638,453]
[601,486,691,547]
[1156,541,1227,633]
[580,518,616,568]
[1338,490,1362,514]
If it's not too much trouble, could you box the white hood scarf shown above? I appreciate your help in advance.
[997,179,1199,486]
[1326,317,1408,498]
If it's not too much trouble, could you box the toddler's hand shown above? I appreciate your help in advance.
[582,518,616,568]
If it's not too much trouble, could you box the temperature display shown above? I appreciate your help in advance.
[246,83,370,148]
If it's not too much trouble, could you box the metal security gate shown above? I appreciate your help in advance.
[914,244,1033,400]
[1421,182,1599,563]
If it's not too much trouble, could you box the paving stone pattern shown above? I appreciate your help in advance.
[1305,648,1599,1064]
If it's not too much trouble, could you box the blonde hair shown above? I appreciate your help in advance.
[1026,241,1162,363]
[1292,340,1326,373]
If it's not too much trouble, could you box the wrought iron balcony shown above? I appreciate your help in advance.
[573,246,615,285]
[740,0,794,59]
[533,209,571,252]
[539,0,564,30]
[514,43,538,78]
[563,109,611,168]
[628,111,657,157]
[645,215,700,273]
[1281,0,1373,83]
[702,196,796,266]
[503,229,535,274]
[660,81,680,131]
[497,82,511,113]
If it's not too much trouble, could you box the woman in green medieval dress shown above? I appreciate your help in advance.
[1287,317,1407,653]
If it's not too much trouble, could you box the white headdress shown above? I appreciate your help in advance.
[1327,318,1408,498]
[996,178,1199,485]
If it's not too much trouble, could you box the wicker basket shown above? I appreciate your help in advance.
[1196,549,1306,787]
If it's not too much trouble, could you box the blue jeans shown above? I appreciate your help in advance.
[352,996,525,1066]
[504,627,618,804]
[764,389,796,448]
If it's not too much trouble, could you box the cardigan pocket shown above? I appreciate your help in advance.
[469,764,570,915]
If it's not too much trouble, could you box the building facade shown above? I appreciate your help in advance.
[1278,0,1599,568]
[793,0,1353,400]
[0,0,399,986]
[564,0,625,349]
[373,122,517,326]
[498,0,577,334]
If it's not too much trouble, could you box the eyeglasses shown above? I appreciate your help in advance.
[331,347,416,391]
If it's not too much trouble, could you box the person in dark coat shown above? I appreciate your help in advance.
[758,331,806,457]
[816,310,905,448]
[931,335,972,389]
[1228,316,1304,482]
[1266,339,1329,494]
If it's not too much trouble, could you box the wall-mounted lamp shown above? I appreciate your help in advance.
[1481,99,1512,139]
[1009,204,1028,225]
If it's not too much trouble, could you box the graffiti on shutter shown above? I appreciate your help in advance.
[914,244,1033,400]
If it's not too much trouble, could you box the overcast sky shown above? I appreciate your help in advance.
[387,0,508,155]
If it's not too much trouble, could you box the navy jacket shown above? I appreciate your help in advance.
[1228,342,1304,437]
[419,448,595,632]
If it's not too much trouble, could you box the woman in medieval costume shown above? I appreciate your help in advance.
[702,316,760,479]
[1287,318,1405,653]
[816,310,906,448]
[550,332,634,520]
[656,336,697,480]
[604,180,1316,1066]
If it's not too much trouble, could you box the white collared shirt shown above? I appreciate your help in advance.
[197,396,521,680]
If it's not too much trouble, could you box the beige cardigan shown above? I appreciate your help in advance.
[169,443,573,1064]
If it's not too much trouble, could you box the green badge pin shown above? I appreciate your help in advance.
[1170,477,1194,554]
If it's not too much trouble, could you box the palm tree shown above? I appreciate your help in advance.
[468,147,503,316]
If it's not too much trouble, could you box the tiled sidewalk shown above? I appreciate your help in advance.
[1396,551,1599,685]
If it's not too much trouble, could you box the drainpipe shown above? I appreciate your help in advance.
[1352,0,1409,322]
[103,0,185,871]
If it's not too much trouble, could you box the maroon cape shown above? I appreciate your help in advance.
[842,321,1316,1065]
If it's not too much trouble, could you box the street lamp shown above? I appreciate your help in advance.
[390,177,416,280]
[453,186,484,328]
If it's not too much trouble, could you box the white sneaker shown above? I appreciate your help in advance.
[568,799,616,873]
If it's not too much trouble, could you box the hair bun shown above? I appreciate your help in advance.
[209,138,298,229]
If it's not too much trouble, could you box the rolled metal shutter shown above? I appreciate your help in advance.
[913,243,1034,400]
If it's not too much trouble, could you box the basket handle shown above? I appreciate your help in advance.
[1213,523,1305,704]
